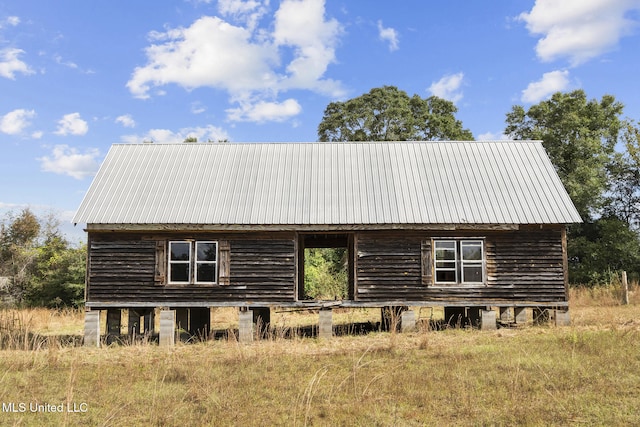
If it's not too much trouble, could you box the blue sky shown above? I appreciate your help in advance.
[1,0,640,241]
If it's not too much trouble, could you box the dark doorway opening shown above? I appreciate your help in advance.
[298,233,354,301]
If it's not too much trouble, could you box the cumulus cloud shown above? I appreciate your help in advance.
[0,108,35,135]
[115,114,136,128]
[519,0,640,65]
[521,70,571,103]
[0,48,33,79]
[377,20,399,51]
[226,98,302,122]
[55,113,88,136]
[121,125,230,144]
[218,0,268,31]
[428,72,465,104]
[39,145,100,179]
[127,0,343,122]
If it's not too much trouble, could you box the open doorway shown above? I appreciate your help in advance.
[298,233,354,301]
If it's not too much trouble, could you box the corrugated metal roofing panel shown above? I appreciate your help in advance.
[72,141,582,226]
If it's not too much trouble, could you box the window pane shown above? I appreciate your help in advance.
[461,242,482,261]
[436,261,456,269]
[436,270,456,282]
[197,242,217,262]
[197,264,215,283]
[170,264,189,282]
[463,266,483,283]
[170,242,190,261]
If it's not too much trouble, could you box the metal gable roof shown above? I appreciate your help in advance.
[72,141,582,226]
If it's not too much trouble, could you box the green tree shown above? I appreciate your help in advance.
[0,209,41,304]
[318,85,473,142]
[0,209,86,307]
[604,120,640,229]
[505,90,623,220]
[568,217,640,284]
[303,248,347,300]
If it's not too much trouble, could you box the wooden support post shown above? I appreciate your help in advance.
[481,310,497,330]
[514,307,527,324]
[106,309,121,344]
[622,270,629,305]
[238,310,253,343]
[159,310,176,347]
[401,310,416,332]
[175,308,189,342]
[499,307,512,323]
[466,307,482,328]
[143,310,155,336]
[128,309,141,337]
[83,310,100,347]
[318,308,333,339]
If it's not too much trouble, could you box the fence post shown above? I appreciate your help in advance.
[622,271,629,305]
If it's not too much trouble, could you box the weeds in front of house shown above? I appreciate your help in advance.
[0,286,639,425]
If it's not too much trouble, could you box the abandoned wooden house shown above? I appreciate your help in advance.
[73,141,581,345]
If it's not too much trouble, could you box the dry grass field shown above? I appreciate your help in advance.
[0,285,639,426]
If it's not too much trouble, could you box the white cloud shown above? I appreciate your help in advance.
[55,113,88,136]
[191,102,206,114]
[273,0,343,94]
[39,145,100,179]
[428,72,465,103]
[1,16,20,27]
[127,0,343,122]
[521,70,570,103]
[0,48,33,79]
[0,108,35,135]
[127,16,279,99]
[477,131,509,141]
[218,0,268,31]
[115,114,136,128]
[519,0,640,65]
[121,125,230,144]
[377,20,399,51]
[226,98,302,122]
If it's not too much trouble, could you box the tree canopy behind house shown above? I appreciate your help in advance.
[0,209,85,307]
[317,85,473,142]
[505,90,640,284]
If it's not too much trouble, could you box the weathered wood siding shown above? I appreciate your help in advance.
[356,227,567,303]
[87,232,296,304]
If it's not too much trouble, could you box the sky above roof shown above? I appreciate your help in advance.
[1,0,640,240]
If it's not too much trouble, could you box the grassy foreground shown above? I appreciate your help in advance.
[1,288,639,426]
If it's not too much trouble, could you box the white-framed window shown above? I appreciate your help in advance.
[434,240,458,284]
[169,241,218,284]
[434,239,484,285]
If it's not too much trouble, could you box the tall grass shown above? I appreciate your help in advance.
[0,289,639,425]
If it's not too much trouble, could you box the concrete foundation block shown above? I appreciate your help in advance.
[238,310,253,343]
[159,310,176,347]
[401,310,416,332]
[514,307,528,324]
[318,309,333,339]
[481,310,497,330]
[554,309,571,327]
[499,307,512,322]
[83,311,100,347]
